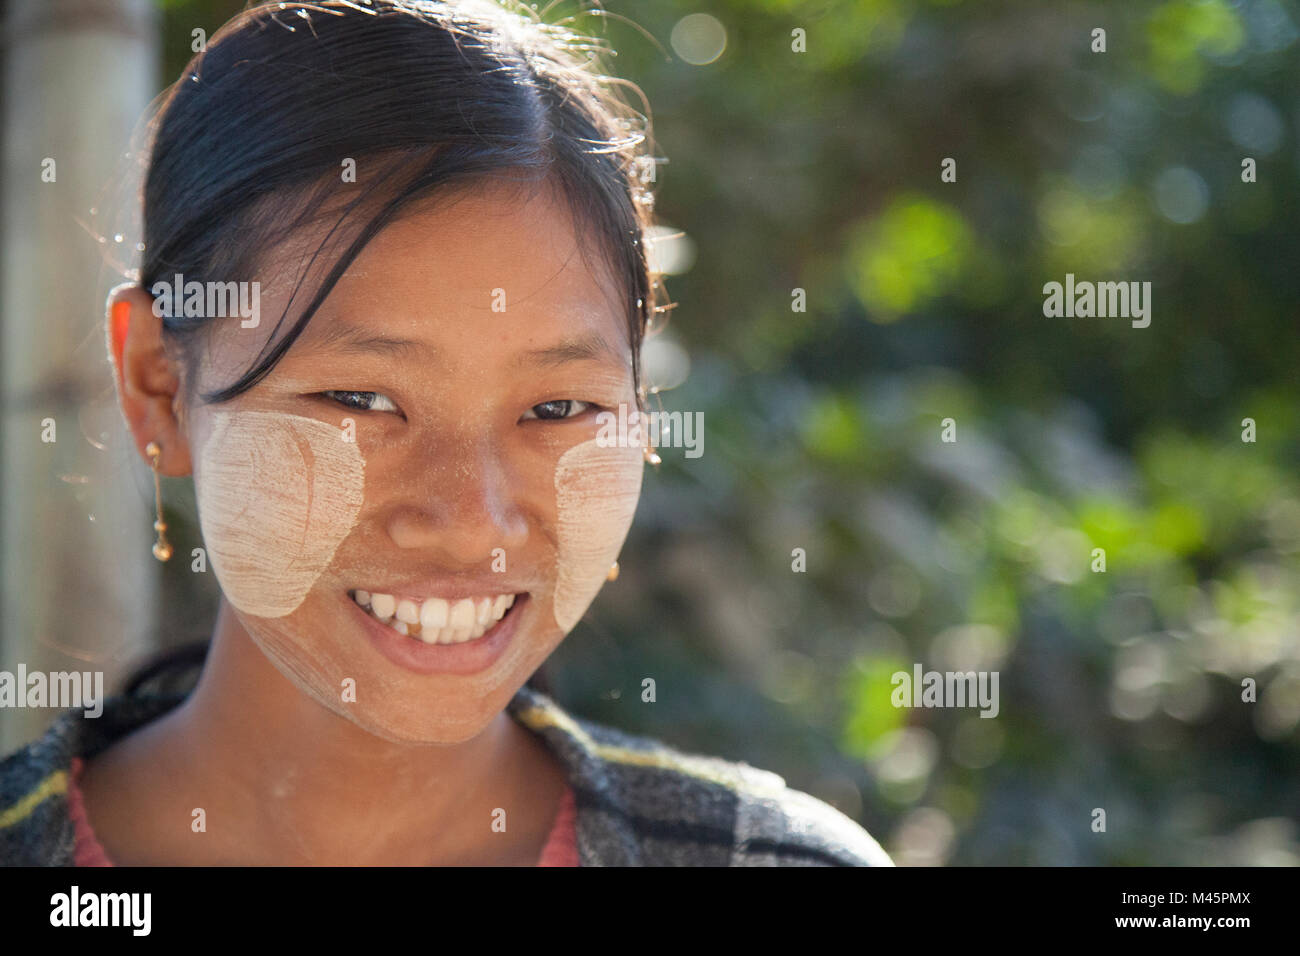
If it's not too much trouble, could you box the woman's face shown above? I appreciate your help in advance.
[180,180,644,744]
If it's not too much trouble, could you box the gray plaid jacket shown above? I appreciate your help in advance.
[0,685,893,866]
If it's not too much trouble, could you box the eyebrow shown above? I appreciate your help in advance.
[514,332,629,371]
[307,321,436,360]
[309,318,628,371]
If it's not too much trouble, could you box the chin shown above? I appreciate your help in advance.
[336,682,522,745]
[243,586,567,745]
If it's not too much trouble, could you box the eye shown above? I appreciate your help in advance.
[521,399,593,422]
[320,390,400,414]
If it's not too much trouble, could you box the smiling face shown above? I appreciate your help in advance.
[181,178,644,744]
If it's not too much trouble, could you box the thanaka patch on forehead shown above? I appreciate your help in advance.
[196,410,365,618]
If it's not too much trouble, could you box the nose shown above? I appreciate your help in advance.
[384,434,529,567]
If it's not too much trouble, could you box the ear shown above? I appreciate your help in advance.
[105,282,194,476]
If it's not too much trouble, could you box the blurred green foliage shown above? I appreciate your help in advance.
[154,0,1300,865]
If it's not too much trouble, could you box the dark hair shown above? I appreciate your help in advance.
[123,0,663,698]
[147,0,662,403]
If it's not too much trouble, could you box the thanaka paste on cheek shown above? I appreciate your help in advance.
[195,410,365,617]
[553,438,643,631]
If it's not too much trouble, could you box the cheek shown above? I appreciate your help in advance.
[195,410,365,618]
[552,439,643,632]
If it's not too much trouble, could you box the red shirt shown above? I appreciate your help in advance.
[66,756,578,866]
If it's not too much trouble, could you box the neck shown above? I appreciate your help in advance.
[167,598,525,864]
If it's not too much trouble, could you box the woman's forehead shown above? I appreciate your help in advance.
[200,179,632,381]
[334,196,620,329]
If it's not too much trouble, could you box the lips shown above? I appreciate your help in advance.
[347,589,530,676]
[350,589,517,645]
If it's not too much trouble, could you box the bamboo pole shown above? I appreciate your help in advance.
[1,0,159,752]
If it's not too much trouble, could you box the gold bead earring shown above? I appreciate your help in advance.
[145,440,173,562]
[606,561,620,582]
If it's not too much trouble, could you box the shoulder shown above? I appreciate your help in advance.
[0,710,80,865]
[508,687,893,867]
[0,693,185,865]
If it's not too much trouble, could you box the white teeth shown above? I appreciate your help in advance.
[353,590,519,645]
[370,593,396,621]
[449,599,476,629]
[420,597,449,629]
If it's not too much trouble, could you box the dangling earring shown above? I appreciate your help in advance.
[606,561,620,582]
[145,441,173,562]
[640,388,663,466]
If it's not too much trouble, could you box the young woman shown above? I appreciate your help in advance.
[0,0,891,866]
